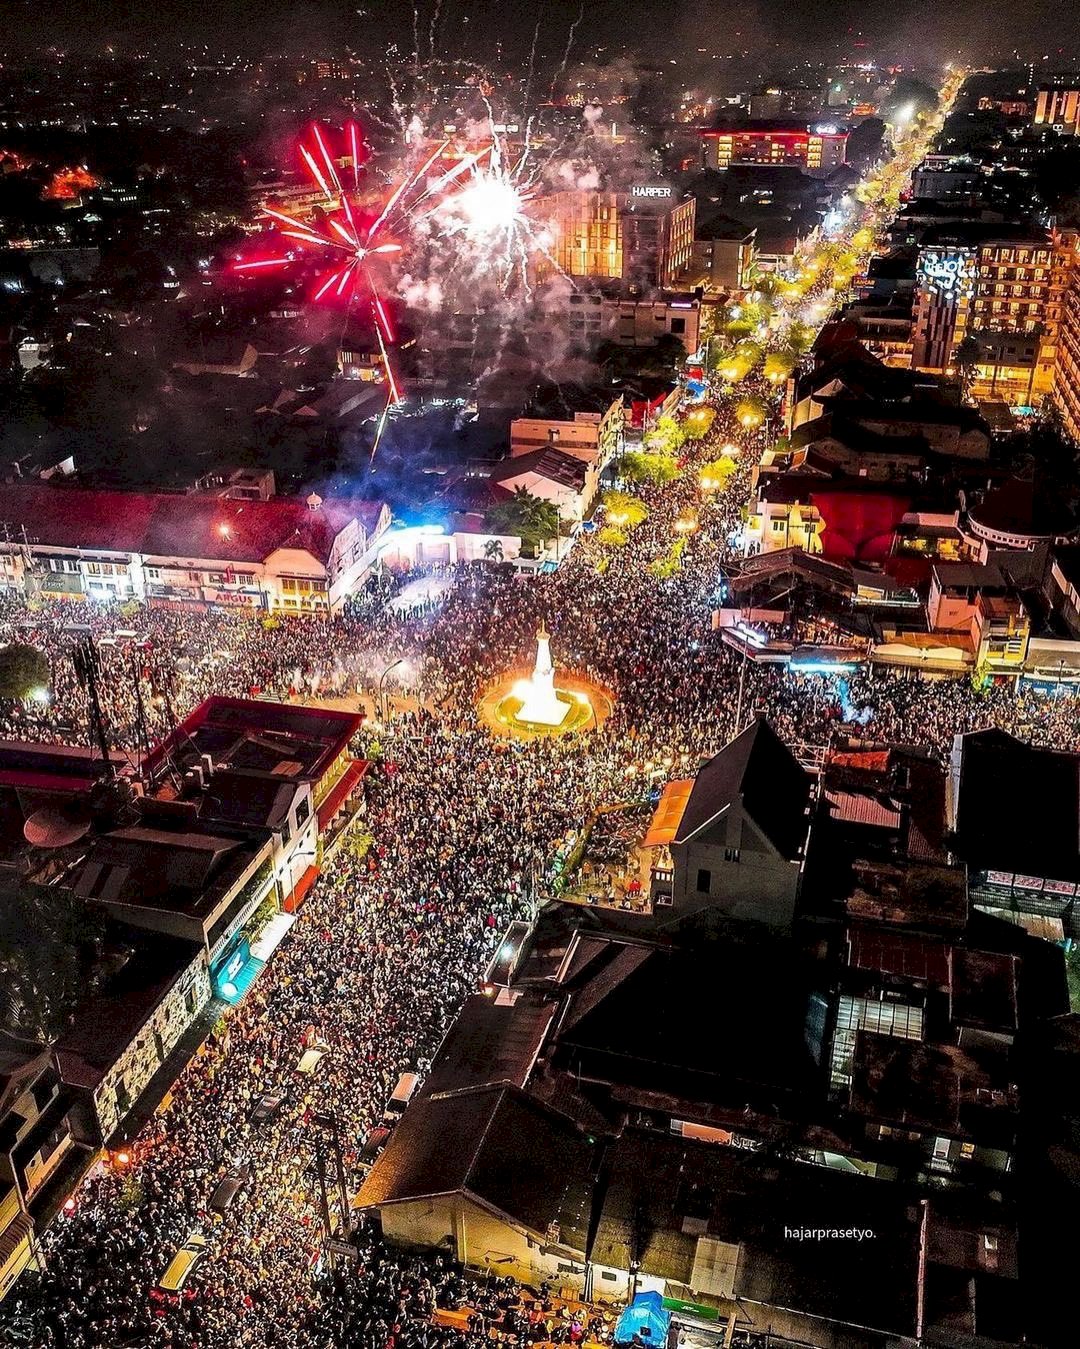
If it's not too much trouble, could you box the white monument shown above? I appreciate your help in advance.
[513,625,570,727]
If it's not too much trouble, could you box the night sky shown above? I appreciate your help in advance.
[6,0,1076,66]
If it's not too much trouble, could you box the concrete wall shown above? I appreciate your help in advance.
[379,1197,588,1299]
[88,952,211,1143]
[672,805,802,928]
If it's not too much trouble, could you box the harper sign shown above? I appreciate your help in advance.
[630,184,672,199]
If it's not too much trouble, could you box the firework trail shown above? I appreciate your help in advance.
[234,122,429,403]
[550,0,585,100]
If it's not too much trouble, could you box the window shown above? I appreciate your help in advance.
[724,847,741,863]
[295,795,310,830]
[670,317,686,335]
[696,868,711,893]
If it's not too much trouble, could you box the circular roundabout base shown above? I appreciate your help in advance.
[478,672,613,740]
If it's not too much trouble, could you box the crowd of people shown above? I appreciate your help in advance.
[0,368,1077,1348]
[0,119,1073,1340]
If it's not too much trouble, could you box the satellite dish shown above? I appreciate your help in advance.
[23,807,91,849]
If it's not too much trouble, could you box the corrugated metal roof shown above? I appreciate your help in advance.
[642,778,693,848]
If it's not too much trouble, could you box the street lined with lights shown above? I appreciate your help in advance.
[0,61,1026,1349]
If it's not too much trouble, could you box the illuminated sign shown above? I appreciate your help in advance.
[918,246,976,300]
[813,123,840,135]
[630,184,673,199]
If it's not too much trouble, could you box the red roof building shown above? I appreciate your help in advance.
[0,484,391,614]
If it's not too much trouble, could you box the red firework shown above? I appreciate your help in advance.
[234,122,420,400]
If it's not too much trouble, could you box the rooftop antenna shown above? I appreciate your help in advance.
[130,650,153,778]
[72,636,114,779]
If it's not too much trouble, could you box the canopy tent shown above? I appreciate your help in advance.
[614,1291,671,1346]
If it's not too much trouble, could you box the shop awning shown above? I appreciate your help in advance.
[642,778,693,848]
[284,863,320,913]
[317,759,369,831]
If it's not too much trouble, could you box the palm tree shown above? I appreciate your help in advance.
[952,336,981,402]
[488,488,560,557]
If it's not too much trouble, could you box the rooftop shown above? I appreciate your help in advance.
[0,484,387,567]
[355,1084,596,1252]
[591,1128,920,1338]
[674,718,812,859]
[54,930,199,1087]
[490,447,590,492]
[952,728,1080,883]
[144,696,361,787]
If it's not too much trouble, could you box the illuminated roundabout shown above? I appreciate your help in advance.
[479,625,613,740]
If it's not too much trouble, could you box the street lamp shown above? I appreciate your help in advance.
[378,657,408,724]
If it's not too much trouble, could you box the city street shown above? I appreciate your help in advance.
[0,62,1067,1349]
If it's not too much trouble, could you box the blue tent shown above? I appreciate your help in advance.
[614,1290,671,1346]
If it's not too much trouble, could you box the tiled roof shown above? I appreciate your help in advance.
[0,485,385,567]
[490,448,588,491]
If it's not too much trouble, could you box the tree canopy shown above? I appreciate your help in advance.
[0,643,50,701]
[621,450,680,486]
[601,489,649,528]
[487,487,561,555]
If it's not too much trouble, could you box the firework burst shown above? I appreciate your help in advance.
[234,122,430,401]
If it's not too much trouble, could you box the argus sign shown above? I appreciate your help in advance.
[630,184,673,199]
[920,247,975,298]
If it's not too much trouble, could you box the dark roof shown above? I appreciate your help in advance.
[555,935,818,1105]
[590,1129,920,1338]
[954,729,1080,882]
[420,994,556,1099]
[918,224,1053,249]
[695,211,755,242]
[68,824,249,916]
[850,1036,964,1132]
[145,696,362,786]
[0,739,129,792]
[198,768,297,832]
[355,1085,595,1249]
[791,413,929,463]
[968,476,1079,541]
[675,718,811,858]
[700,118,848,137]
[55,933,199,1086]
[490,447,589,491]
[524,381,620,419]
[952,947,1018,1033]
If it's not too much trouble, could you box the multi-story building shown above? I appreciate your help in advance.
[910,155,982,205]
[911,228,1075,404]
[561,290,701,354]
[1052,232,1080,441]
[0,1038,86,1301]
[510,392,625,469]
[55,933,213,1146]
[539,188,695,288]
[699,122,848,177]
[690,216,757,292]
[747,85,821,120]
[0,485,391,615]
[1034,83,1080,136]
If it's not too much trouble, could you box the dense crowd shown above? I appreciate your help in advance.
[0,93,1061,1345]
[1,366,1078,1348]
